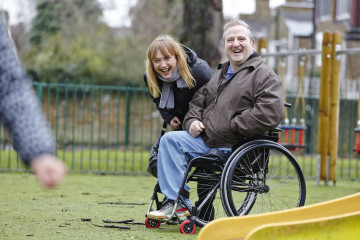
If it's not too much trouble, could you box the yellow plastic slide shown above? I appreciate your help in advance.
[246,211,360,240]
[197,193,360,240]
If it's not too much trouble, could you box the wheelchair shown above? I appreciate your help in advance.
[145,129,306,235]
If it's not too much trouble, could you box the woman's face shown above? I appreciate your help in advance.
[152,50,177,79]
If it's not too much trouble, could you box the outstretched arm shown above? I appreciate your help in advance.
[0,17,66,188]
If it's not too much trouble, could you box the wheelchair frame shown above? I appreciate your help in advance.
[145,133,306,235]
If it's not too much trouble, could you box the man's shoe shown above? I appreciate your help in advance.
[147,199,190,219]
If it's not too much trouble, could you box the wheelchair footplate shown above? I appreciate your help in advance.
[145,199,197,235]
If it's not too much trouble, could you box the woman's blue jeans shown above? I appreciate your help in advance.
[157,130,230,205]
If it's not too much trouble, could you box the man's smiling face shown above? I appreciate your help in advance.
[224,25,255,71]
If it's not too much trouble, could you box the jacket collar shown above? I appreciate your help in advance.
[218,52,262,76]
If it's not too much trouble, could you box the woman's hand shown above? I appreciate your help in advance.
[170,116,182,130]
[189,120,205,138]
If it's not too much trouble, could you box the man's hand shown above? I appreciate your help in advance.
[189,120,205,138]
[170,116,182,130]
[31,154,67,188]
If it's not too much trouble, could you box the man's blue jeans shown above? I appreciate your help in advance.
[157,130,230,204]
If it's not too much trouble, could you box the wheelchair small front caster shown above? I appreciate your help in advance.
[145,217,161,228]
[179,219,196,234]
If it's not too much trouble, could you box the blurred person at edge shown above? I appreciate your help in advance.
[144,34,213,130]
[0,16,66,188]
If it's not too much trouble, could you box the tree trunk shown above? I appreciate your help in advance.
[181,0,223,68]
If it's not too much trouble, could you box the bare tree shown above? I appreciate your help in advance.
[181,0,223,68]
[129,0,183,43]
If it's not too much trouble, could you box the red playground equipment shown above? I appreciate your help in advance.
[280,118,306,151]
[355,93,360,155]
[355,118,360,154]
[355,125,360,155]
[278,56,306,151]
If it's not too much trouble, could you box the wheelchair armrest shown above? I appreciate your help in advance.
[273,127,282,132]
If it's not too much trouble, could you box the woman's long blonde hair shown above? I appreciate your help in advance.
[146,35,195,98]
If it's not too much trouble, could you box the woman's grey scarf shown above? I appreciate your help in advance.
[158,67,188,109]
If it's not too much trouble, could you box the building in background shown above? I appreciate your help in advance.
[239,0,360,99]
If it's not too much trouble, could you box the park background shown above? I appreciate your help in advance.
[0,0,359,181]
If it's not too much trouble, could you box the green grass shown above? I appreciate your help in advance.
[1,150,360,181]
[0,173,359,240]
[72,151,357,180]
[0,149,152,174]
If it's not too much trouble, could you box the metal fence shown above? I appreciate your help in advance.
[0,83,164,174]
[0,82,359,180]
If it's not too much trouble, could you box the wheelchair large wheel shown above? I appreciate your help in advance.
[220,140,306,216]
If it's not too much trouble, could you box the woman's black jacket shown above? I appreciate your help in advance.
[144,46,213,125]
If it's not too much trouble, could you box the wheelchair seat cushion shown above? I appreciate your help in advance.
[192,148,232,170]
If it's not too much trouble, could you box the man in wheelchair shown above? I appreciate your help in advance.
[147,19,284,221]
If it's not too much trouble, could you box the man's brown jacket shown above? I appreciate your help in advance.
[183,55,284,148]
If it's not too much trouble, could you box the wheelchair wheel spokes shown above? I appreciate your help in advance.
[221,141,306,217]
[228,173,264,215]
[237,192,257,215]
[187,169,228,227]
